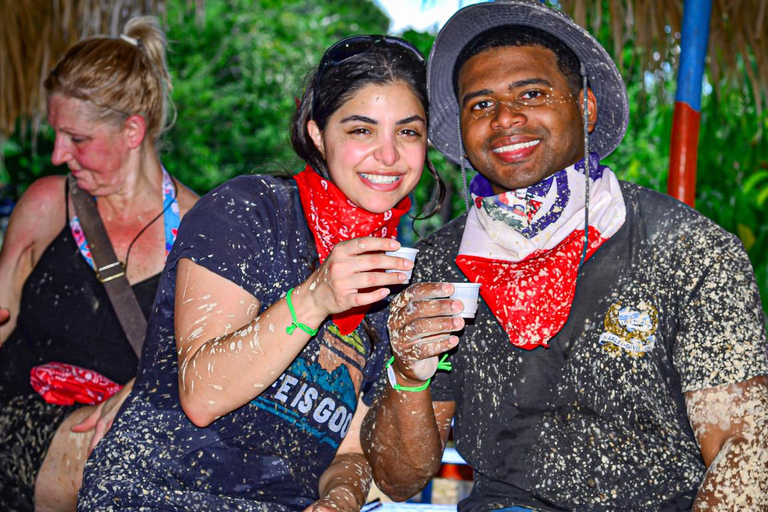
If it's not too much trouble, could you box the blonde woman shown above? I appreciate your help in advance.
[0,17,197,511]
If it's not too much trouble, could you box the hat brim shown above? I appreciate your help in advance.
[427,0,629,165]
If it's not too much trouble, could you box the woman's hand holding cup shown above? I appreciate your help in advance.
[304,237,415,318]
[385,246,419,282]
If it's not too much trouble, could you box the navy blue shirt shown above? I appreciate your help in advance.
[79,175,389,511]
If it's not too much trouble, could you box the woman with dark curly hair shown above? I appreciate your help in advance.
[79,35,443,511]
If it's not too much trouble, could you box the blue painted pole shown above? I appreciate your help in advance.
[668,0,713,207]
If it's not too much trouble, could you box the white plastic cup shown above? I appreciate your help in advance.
[385,247,419,282]
[450,283,481,318]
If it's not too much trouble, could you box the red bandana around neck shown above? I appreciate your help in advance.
[293,165,411,334]
[456,159,626,350]
[457,229,605,349]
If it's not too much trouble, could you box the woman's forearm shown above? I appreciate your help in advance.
[316,453,372,510]
[178,275,327,427]
[176,237,405,427]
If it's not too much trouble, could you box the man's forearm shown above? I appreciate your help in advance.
[362,385,446,501]
[693,435,768,510]
[688,376,768,511]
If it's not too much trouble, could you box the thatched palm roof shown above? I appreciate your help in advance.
[1,0,766,137]
[0,0,165,136]
[561,0,767,115]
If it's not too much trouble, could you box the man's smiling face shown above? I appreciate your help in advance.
[457,45,596,195]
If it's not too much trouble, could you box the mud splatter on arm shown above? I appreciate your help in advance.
[362,384,454,500]
[308,398,373,511]
[362,281,463,500]
[686,375,768,510]
[174,258,328,427]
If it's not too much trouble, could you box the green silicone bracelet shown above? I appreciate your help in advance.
[385,357,431,392]
[285,287,318,336]
[385,353,453,392]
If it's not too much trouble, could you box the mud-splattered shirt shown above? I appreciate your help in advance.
[79,175,389,511]
[417,182,768,512]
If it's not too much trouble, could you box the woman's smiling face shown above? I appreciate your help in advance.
[309,81,427,214]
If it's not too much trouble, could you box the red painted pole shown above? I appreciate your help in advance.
[668,105,701,207]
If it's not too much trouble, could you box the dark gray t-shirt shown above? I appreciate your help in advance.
[416,182,768,512]
[80,175,389,511]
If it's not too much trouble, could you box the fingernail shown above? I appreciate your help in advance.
[451,300,462,313]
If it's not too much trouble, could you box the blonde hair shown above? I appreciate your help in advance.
[43,16,174,145]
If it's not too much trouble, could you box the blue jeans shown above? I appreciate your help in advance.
[497,508,533,512]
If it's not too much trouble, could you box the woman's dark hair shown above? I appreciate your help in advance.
[291,36,445,219]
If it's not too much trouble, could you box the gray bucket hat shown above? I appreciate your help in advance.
[428,0,629,165]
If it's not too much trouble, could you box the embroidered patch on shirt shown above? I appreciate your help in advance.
[599,301,659,357]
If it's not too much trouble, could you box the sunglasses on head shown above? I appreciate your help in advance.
[311,35,425,118]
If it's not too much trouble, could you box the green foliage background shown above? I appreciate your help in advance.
[2,0,767,314]
[163,0,391,190]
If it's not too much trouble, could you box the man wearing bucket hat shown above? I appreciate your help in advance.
[362,1,768,510]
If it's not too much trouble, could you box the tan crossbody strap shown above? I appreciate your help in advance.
[68,175,147,357]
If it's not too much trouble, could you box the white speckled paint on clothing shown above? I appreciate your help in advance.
[415,181,768,512]
[78,175,391,511]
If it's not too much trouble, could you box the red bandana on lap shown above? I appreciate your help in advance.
[456,155,626,349]
[294,165,410,335]
[30,362,123,405]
